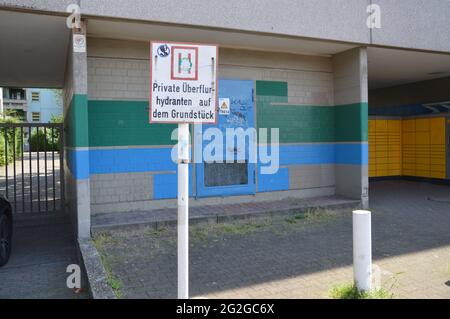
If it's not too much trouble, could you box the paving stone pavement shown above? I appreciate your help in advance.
[94,181,450,299]
[0,216,89,299]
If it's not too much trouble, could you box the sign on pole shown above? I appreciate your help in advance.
[150,41,218,299]
[150,41,218,124]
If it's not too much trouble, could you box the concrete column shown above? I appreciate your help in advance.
[332,47,369,209]
[63,21,91,239]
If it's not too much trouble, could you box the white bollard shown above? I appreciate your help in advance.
[352,210,372,292]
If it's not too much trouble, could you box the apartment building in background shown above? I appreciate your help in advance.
[1,87,62,122]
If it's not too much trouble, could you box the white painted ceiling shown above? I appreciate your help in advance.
[0,10,70,88]
[86,19,355,57]
[0,10,450,90]
[368,47,450,89]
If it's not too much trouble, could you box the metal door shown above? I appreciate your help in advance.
[195,79,256,197]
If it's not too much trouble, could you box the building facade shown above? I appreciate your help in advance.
[0,1,449,239]
[25,88,63,123]
[2,87,28,117]
[1,87,62,122]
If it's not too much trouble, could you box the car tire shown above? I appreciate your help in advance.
[0,212,12,267]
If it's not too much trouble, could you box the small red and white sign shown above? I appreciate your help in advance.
[73,34,86,53]
[150,41,218,124]
[171,46,198,81]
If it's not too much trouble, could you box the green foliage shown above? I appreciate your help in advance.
[4,109,25,121]
[0,117,23,167]
[29,127,61,152]
[50,114,64,124]
[329,284,393,299]
[93,232,120,248]
[93,233,123,299]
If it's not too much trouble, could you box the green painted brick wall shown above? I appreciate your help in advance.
[335,102,368,142]
[88,100,176,147]
[256,81,367,143]
[65,94,89,148]
[84,81,367,148]
[257,97,335,143]
[256,81,288,97]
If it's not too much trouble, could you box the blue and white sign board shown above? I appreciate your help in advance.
[150,41,218,124]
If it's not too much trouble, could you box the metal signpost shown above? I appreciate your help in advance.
[150,41,218,299]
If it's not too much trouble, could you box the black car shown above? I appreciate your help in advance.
[0,196,12,267]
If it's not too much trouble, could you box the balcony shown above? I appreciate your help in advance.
[3,98,28,111]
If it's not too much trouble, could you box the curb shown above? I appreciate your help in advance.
[78,238,116,299]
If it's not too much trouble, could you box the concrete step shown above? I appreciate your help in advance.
[92,196,361,234]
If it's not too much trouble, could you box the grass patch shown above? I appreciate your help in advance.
[93,233,124,299]
[284,214,305,224]
[145,227,169,238]
[284,208,332,226]
[329,284,393,299]
[189,218,272,244]
[303,208,329,222]
[98,254,124,299]
[93,232,120,249]
[216,220,269,235]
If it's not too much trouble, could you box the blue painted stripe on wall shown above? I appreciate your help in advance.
[276,144,336,165]
[258,167,289,192]
[335,143,368,165]
[67,143,367,179]
[153,167,194,199]
[66,149,90,180]
[89,148,177,174]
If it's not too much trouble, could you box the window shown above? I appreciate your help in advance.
[204,161,249,187]
[31,92,40,102]
[32,112,41,122]
[10,88,26,100]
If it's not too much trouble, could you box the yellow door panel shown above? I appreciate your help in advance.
[389,170,402,176]
[416,157,430,164]
[369,120,376,132]
[376,145,388,152]
[416,170,430,178]
[389,152,402,159]
[415,132,430,145]
[430,157,445,167]
[377,169,388,176]
[375,120,388,132]
[388,145,401,151]
[416,164,430,171]
[429,118,445,131]
[403,133,416,145]
[403,169,415,176]
[376,163,388,170]
[430,171,446,179]
[402,158,415,165]
[388,163,401,170]
[403,163,415,170]
[388,120,401,132]
[403,119,415,132]
[415,118,429,132]
[430,164,446,172]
